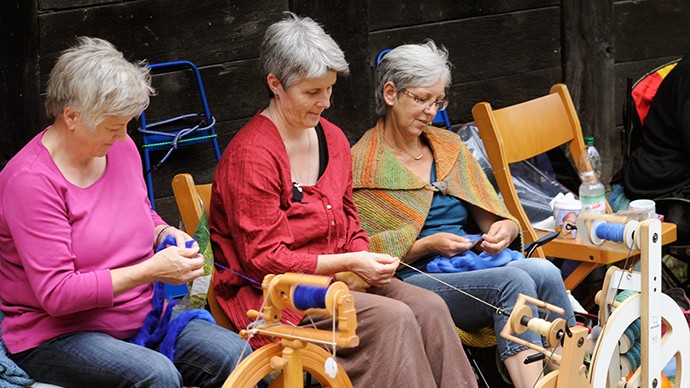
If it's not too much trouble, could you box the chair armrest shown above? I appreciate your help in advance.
[524,231,560,258]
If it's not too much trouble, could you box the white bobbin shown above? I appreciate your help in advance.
[589,220,606,246]
[623,220,639,250]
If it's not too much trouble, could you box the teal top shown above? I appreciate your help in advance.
[399,163,469,279]
[418,163,469,239]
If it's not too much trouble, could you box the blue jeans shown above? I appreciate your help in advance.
[10,319,250,388]
[401,258,575,360]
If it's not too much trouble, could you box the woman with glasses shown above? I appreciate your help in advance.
[351,41,574,388]
[209,14,476,387]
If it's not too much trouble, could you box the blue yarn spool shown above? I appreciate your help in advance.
[621,339,642,376]
[615,290,642,354]
[293,285,329,310]
[596,223,627,243]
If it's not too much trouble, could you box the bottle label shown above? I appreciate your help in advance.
[580,193,606,214]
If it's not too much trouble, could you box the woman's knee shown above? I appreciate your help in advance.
[407,286,449,314]
[499,267,536,298]
[518,258,565,286]
[126,352,182,387]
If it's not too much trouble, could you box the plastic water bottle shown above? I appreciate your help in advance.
[579,136,606,214]
[584,136,602,179]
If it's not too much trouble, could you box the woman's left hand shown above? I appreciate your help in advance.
[157,226,198,249]
[480,219,518,256]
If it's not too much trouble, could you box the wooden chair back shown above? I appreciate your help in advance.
[472,84,621,289]
[171,173,235,331]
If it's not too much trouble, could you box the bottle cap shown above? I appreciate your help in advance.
[584,136,595,145]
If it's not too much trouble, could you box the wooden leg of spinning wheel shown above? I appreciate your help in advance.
[279,340,305,388]
[555,325,590,387]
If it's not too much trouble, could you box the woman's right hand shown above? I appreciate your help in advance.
[148,246,205,285]
[347,251,399,287]
[421,232,477,258]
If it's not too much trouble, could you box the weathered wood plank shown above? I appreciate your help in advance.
[459,67,562,123]
[370,8,561,85]
[292,0,373,139]
[38,0,286,84]
[368,0,558,31]
[139,59,263,128]
[0,1,42,169]
[562,0,615,184]
[614,0,690,63]
[38,0,134,10]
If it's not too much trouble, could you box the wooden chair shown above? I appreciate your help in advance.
[171,173,234,331]
[472,83,676,290]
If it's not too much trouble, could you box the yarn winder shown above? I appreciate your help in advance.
[501,215,689,387]
[223,273,358,388]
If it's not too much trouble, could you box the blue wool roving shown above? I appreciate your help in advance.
[131,234,215,361]
[427,248,524,273]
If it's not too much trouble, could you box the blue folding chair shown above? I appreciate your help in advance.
[138,60,222,209]
[375,48,452,130]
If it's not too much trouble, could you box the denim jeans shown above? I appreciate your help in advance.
[10,319,250,388]
[401,258,575,360]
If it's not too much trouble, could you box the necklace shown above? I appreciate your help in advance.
[382,132,424,160]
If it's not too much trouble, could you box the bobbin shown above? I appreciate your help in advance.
[588,219,639,249]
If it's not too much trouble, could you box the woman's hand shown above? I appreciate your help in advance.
[111,243,204,296]
[480,219,518,256]
[347,251,399,288]
[155,225,198,249]
[148,245,205,285]
[421,232,477,258]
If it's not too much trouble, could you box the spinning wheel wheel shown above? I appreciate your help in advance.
[223,273,359,388]
[224,342,351,388]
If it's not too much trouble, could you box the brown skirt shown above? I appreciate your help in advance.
[303,278,477,388]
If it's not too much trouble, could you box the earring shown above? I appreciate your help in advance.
[386,100,393,106]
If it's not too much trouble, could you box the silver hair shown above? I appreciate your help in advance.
[260,12,349,94]
[374,41,452,116]
[45,36,154,129]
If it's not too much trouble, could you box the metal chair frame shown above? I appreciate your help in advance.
[138,60,221,209]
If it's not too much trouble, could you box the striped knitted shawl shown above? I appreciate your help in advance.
[352,118,519,259]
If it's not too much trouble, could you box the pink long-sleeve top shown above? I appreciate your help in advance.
[209,114,370,348]
[0,130,164,353]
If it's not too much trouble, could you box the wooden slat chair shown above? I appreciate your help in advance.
[472,83,677,291]
[171,173,234,331]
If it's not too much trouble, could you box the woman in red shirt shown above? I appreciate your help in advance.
[209,12,477,388]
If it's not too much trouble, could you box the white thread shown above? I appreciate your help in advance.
[397,260,509,315]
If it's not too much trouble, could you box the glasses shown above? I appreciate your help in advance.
[400,89,449,111]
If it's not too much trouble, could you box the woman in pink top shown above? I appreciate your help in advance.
[0,37,247,387]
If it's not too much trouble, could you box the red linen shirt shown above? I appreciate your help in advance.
[209,113,369,347]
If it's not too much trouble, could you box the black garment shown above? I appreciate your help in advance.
[623,53,690,243]
[623,53,690,200]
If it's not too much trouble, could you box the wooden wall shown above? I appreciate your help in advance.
[1,0,688,226]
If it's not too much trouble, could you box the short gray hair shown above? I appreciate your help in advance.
[375,41,452,116]
[45,36,154,129]
[260,12,349,94]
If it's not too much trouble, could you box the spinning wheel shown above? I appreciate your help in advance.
[223,273,359,388]
[501,217,689,387]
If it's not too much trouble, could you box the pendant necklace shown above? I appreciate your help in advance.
[383,130,424,160]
